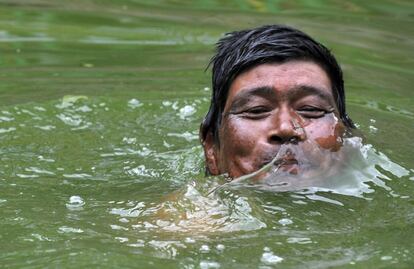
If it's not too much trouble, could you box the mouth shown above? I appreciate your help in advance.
[260,148,304,175]
[274,157,298,166]
[274,157,300,174]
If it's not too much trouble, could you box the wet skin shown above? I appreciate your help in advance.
[203,60,346,179]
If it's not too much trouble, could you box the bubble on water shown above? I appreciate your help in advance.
[261,250,283,265]
[122,137,137,144]
[216,244,225,251]
[128,98,142,109]
[115,237,129,243]
[66,195,85,211]
[185,237,196,243]
[110,224,129,231]
[199,244,210,253]
[199,260,220,269]
[278,218,293,226]
[82,63,94,68]
[369,125,378,133]
[162,100,172,106]
[58,226,84,233]
[178,105,196,119]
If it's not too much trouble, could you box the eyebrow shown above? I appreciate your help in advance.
[228,86,274,111]
[228,84,334,111]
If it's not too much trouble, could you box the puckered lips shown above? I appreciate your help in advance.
[260,147,309,175]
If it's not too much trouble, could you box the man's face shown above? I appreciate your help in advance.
[203,60,346,179]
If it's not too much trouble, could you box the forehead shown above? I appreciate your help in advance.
[227,60,333,102]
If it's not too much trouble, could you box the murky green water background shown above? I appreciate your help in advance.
[1,1,413,268]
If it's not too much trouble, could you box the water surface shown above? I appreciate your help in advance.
[0,1,413,268]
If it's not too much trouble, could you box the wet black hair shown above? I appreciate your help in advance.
[200,24,354,144]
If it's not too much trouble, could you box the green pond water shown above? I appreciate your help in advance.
[1,0,413,268]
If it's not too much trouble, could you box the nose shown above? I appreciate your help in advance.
[267,107,306,144]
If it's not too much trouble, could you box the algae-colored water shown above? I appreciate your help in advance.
[0,1,413,268]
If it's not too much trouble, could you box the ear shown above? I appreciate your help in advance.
[201,131,220,175]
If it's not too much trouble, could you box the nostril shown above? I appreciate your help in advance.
[269,135,283,143]
[269,134,299,144]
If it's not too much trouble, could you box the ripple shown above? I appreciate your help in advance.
[0,127,16,133]
[167,131,198,142]
[0,116,14,122]
[58,226,83,234]
[286,237,313,244]
[62,173,92,179]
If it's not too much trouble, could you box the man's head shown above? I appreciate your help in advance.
[200,24,354,178]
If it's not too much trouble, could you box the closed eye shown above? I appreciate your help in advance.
[297,106,329,118]
[238,106,271,119]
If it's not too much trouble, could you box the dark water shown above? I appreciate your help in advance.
[0,1,413,268]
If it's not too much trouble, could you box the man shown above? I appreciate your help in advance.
[200,25,354,182]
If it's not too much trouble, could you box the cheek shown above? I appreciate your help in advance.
[305,118,345,151]
[219,118,258,156]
